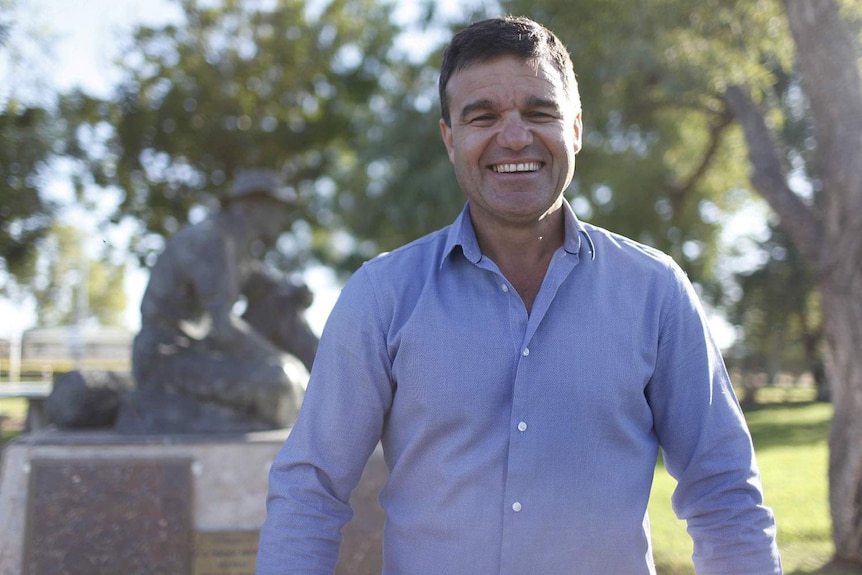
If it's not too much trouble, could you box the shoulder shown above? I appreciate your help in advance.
[321,226,452,341]
[330,225,452,318]
[351,226,453,293]
[580,222,694,306]
[582,223,677,271]
[365,227,451,271]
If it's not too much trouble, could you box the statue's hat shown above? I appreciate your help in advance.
[225,169,297,204]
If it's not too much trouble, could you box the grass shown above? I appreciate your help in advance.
[0,397,27,442]
[649,387,862,574]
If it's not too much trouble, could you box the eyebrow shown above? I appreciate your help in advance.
[526,96,562,112]
[458,96,562,122]
[458,99,495,122]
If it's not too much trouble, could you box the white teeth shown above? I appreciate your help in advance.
[492,162,541,173]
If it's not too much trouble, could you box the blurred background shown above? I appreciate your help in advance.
[1,0,861,572]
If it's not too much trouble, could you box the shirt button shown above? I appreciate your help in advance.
[512,502,522,512]
[501,284,509,293]
[522,348,530,357]
[517,421,527,432]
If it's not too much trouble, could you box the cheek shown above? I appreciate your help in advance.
[454,132,489,165]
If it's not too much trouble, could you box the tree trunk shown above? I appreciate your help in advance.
[784,0,862,561]
[822,275,862,561]
[728,0,862,561]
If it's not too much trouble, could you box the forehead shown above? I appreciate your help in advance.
[446,56,568,111]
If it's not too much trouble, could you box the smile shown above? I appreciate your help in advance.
[491,162,542,174]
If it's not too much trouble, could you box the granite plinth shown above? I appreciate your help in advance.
[26,457,193,574]
[0,430,387,575]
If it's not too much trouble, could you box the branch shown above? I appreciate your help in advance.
[723,85,822,263]
[669,107,735,210]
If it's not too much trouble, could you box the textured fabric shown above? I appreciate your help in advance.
[257,202,782,575]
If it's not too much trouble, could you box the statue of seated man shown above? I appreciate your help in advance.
[121,170,317,433]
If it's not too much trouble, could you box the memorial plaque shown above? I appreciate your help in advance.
[193,531,259,575]
[25,457,193,575]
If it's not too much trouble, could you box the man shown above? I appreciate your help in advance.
[129,169,313,432]
[257,17,782,574]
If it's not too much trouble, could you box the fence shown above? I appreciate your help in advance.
[0,325,133,384]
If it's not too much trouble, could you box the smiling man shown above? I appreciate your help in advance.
[257,17,782,575]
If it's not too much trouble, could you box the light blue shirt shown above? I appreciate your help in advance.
[257,202,782,575]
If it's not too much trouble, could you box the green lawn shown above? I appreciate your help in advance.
[649,391,862,574]
[0,397,26,442]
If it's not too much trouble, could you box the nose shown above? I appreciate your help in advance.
[497,113,533,150]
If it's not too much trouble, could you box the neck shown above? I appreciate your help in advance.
[472,208,565,313]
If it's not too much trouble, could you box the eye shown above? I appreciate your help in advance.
[468,113,497,125]
[526,110,557,121]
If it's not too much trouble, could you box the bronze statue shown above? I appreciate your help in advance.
[118,170,318,433]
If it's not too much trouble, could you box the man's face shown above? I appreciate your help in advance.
[440,56,582,230]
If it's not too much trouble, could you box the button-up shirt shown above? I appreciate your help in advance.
[257,202,782,575]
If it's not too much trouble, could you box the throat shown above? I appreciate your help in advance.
[497,255,555,315]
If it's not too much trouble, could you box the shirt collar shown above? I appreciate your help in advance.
[442,201,595,268]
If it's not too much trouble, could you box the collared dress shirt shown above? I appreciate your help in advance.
[257,202,782,575]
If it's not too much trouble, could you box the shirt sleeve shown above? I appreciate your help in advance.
[647,261,782,575]
[256,265,393,575]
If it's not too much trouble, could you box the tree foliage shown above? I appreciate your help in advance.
[0,109,55,294]
[90,0,404,271]
[31,223,127,327]
[491,0,796,292]
[727,225,826,405]
[0,1,113,298]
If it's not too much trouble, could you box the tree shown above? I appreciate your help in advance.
[491,0,773,302]
[0,3,48,291]
[31,223,127,327]
[87,0,404,273]
[726,224,826,407]
[0,103,55,293]
[724,1,862,561]
[336,41,464,270]
[0,2,104,302]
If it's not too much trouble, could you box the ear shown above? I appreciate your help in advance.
[439,118,456,164]
[573,111,583,154]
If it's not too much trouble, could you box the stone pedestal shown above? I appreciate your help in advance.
[0,430,387,575]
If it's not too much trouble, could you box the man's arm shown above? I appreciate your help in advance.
[648,262,782,575]
[256,266,393,574]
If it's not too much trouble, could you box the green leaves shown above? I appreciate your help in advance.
[101,0,403,269]
[0,103,55,290]
[496,0,799,287]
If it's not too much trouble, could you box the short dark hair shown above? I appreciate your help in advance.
[438,16,579,126]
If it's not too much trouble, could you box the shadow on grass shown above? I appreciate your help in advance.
[743,401,831,451]
[654,555,862,575]
[787,558,862,574]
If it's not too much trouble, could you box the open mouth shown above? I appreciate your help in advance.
[491,162,543,174]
